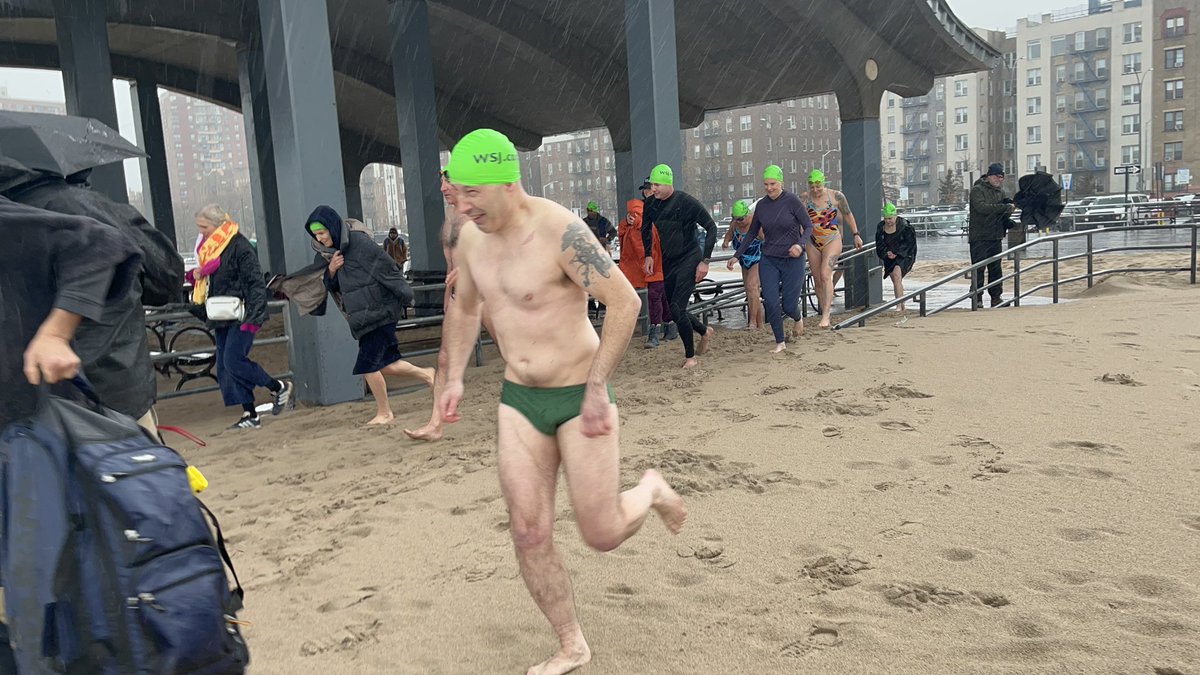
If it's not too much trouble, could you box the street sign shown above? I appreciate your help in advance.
[1178,168,1191,184]
[1114,164,1142,175]
[1061,173,1073,190]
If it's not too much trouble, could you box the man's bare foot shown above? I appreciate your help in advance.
[696,326,714,355]
[682,357,699,369]
[366,413,394,426]
[770,342,786,353]
[791,321,804,338]
[403,423,443,441]
[526,642,591,675]
[644,469,687,534]
[818,316,831,329]
[420,366,436,387]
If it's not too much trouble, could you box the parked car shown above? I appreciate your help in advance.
[1076,194,1149,228]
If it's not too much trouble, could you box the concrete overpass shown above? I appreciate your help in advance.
[0,0,999,405]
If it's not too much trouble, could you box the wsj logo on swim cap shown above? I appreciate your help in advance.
[472,152,518,165]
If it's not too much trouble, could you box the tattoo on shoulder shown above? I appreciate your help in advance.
[834,191,850,211]
[562,220,613,288]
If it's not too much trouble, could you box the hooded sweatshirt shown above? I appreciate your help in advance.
[618,199,664,287]
[304,205,413,340]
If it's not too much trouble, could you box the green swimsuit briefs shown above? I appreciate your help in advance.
[500,380,617,436]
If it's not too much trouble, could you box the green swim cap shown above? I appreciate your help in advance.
[808,169,825,183]
[731,200,750,218]
[763,164,784,182]
[307,222,327,233]
[446,129,521,186]
[649,164,673,186]
[883,202,898,217]
[587,200,598,211]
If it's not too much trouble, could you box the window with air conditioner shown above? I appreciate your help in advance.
[1164,111,1184,132]
[1164,48,1184,70]
[1121,145,1140,164]
[1056,123,1067,142]
[1056,95,1067,113]
[936,111,945,128]
[1122,53,1142,73]
[1164,141,1184,161]
[936,137,945,154]
[1095,149,1106,167]
[1056,65,1067,83]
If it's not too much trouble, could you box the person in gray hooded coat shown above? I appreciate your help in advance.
[304,205,432,425]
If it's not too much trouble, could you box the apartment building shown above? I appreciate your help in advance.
[1152,0,1197,195]
[880,29,1016,207]
[1016,1,1153,196]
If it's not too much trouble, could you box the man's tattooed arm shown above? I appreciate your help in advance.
[561,220,613,288]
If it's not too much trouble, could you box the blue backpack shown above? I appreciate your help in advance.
[0,381,249,674]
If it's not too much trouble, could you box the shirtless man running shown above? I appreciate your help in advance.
[438,129,688,675]
[404,170,469,441]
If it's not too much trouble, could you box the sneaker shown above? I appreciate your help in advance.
[989,296,1003,308]
[644,325,661,349]
[230,413,261,430]
[272,380,293,415]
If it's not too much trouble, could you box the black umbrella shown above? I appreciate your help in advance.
[0,111,145,180]
[1014,171,1065,229]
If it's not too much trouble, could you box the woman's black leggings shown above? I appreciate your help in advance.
[662,256,707,358]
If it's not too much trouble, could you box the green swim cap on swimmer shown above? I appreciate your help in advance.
[883,202,898,217]
[649,163,673,186]
[732,200,750,218]
[446,129,521,186]
[808,169,826,183]
[763,164,784,182]
[587,200,598,211]
[307,222,328,233]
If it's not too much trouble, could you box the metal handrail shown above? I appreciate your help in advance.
[834,223,1200,330]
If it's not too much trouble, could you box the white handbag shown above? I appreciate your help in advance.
[205,296,246,322]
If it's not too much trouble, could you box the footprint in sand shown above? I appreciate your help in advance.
[779,624,842,658]
[940,547,978,562]
[801,555,872,590]
[823,426,842,438]
[1181,515,1200,532]
[299,620,383,656]
[604,583,636,598]
[1098,372,1144,386]
[922,455,956,466]
[865,384,934,400]
[879,420,916,432]
[1051,440,1127,458]
[956,435,998,449]
[760,384,795,396]
[876,520,924,540]
[811,362,845,374]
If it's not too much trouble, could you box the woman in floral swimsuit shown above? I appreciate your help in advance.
[804,169,862,328]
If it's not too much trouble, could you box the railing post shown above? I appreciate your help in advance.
[919,291,926,317]
[1012,254,1021,307]
[969,265,979,311]
[1052,239,1060,304]
[1191,225,1198,285]
[1086,232,1094,288]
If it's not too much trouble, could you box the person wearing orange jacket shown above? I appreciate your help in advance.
[618,198,671,348]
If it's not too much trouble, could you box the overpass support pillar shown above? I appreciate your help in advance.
[389,0,445,315]
[256,0,359,406]
[624,0,683,190]
[52,0,127,203]
[840,117,884,309]
[237,33,285,275]
[130,78,177,248]
[614,150,636,201]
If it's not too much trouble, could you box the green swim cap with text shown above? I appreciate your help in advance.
[649,164,673,186]
[447,129,521,186]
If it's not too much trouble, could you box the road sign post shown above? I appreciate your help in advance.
[1115,165,1142,223]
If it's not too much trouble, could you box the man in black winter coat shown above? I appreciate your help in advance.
[968,163,1015,308]
[304,205,430,425]
[4,173,183,435]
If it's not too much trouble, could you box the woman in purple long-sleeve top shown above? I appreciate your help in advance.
[727,165,814,352]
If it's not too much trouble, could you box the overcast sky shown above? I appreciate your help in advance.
[946,0,1080,31]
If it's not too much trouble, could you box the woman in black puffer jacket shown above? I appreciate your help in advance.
[191,204,291,429]
[305,205,428,426]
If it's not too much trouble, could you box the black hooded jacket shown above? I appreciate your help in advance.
[1014,172,1065,228]
[304,205,412,340]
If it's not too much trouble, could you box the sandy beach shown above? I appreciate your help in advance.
[155,269,1200,674]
